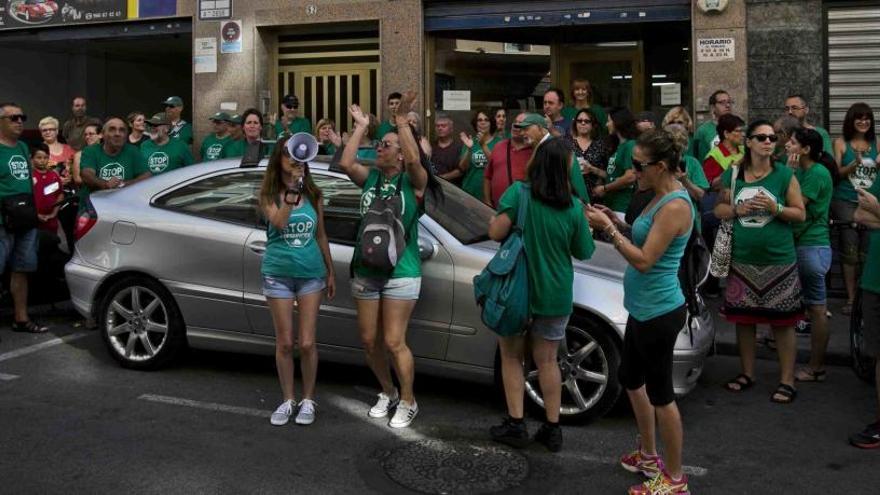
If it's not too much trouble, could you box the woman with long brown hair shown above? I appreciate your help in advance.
[260,136,335,427]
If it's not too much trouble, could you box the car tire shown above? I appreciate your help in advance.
[524,313,622,424]
[850,290,876,384]
[98,276,186,370]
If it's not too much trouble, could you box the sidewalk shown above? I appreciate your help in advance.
[708,296,853,367]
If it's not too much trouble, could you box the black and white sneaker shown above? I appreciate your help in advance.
[388,399,418,428]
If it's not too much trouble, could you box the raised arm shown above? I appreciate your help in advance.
[393,91,428,195]
[339,105,373,187]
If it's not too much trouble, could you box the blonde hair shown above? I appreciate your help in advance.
[314,118,335,135]
[39,116,59,130]
[662,106,693,133]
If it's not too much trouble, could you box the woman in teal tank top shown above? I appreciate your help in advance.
[260,136,335,427]
[831,103,877,314]
[586,129,694,494]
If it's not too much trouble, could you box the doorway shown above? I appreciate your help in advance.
[555,43,645,112]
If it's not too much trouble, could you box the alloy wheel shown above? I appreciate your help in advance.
[105,286,169,363]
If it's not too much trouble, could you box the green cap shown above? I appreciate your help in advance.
[227,113,242,125]
[209,111,231,122]
[513,113,548,130]
[146,112,171,126]
[162,96,184,107]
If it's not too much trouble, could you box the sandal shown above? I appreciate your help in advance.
[724,374,755,392]
[770,383,797,404]
[11,320,48,334]
[795,368,826,382]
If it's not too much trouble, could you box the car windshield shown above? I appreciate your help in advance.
[425,179,494,245]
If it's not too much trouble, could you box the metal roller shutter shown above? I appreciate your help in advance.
[826,4,880,136]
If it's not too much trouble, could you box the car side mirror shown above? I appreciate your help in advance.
[417,236,437,261]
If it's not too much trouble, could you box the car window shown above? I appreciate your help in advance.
[426,180,493,245]
[311,173,362,245]
[154,171,263,227]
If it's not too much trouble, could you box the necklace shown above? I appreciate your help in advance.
[748,168,770,181]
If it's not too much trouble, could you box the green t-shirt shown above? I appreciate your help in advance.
[693,120,720,161]
[721,164,796,265]
[814,126,833,157]
[261,197,327,279]
[170,121,193,145]
[684,155,710,190]
[376,120,396,140]
[793,163,833,247]
[561,103,608,136]
[834,140,878,203]
[461,135,503,200]
[569,153,590,204]
[0,141,33,226]
[860,178,880,294]
[604,139,635,212]
[201,134,231,161]
[79,143,149,199]
[220,139,245,159]
[141,139,193,175]
[497,183,595,317]
[275,117,312,138]
[353,169,423,278]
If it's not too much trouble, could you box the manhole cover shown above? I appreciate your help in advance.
[380,439,529,494]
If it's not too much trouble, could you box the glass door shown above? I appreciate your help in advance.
[556,43,645,112]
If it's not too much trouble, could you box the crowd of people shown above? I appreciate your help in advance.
[1,79,879,494]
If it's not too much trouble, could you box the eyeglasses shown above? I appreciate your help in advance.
[40,128,58,133]
[375,140,399,150]
[1,114,27,123]
[631,158,662,172]
[783,105,805,112]
[855,117,873,123]
[750,134,778,143]
[576,119,593,124]
[715,99,734,106]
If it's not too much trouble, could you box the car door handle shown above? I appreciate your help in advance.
[248,240,266,255]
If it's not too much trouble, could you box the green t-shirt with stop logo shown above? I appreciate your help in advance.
[200,134,231,161]
[141,139,193,175]
[0,141,33,226]
[721,163,796,265]
[604,139,635,213]
[461,135,504,200]
[79,143,148,200]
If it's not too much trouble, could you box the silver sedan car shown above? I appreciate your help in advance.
[66,157,714,422]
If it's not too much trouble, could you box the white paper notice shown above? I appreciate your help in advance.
[660,83,682,106]
[220,102,238,111]
[442,90,471,111]
[194,37,217,74]
[696,38,735,62]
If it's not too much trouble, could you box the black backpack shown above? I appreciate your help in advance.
[358,174,413,271]
[678,218,710,343]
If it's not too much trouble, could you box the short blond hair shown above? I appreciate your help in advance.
[661,106,694,133]
[314,118,335,135]
[39,116,59,130]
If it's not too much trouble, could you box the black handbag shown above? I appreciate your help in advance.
[2,193,38,232]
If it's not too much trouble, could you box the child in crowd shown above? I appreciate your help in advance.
[31,142,65,237]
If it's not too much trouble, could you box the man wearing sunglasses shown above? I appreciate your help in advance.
[0,102,48,334]
[693,90,734,161]
[273,94,312,139]
[141,113,194,175]
[161,96,193,146]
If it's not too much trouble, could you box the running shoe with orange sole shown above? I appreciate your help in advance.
[628,471,690,495]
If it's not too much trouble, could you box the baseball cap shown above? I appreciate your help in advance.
[146,112,171,126]
[162,96,184,107]
[282,94,299,108]
[227,114,242,125]
[209,111,231,122]
[513,113,548,130]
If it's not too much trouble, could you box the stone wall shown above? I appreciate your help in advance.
[746,0,825,127]
[692,0,748,125]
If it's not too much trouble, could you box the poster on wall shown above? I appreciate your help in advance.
[194,37,217,74]
[0,0,177,31]
[696,38,735,62]
[220,19,242,54]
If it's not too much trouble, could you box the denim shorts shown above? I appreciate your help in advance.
[529,315,570,341]
[262,275,326,299]
[351,276,421,301]
[796,246,832,306]
[0,227,38,273]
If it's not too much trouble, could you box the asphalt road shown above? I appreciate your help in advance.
[1,309,879,494]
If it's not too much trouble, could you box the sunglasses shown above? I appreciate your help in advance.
[632,158,662,172]
[375,140,399,150]
[750,134,778,143]
[576,119,593,124]
[1,114,27,123]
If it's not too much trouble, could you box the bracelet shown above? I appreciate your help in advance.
[775,203,783,216]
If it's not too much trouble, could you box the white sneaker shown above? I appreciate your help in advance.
[368,389,400,418]
[295,399,316,425]
[389,399,418,428]
[270,399,295,426]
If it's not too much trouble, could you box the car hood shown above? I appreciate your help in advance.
[470,239,626,280]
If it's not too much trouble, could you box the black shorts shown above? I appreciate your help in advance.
[619,305,687,406]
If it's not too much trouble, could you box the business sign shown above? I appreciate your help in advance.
[0,0,176,31]
[696,38,735,62]
[199,0,232,20]
[220,19,242,54]
[442,90,471,111]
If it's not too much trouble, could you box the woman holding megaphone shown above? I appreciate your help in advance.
[259,134,335,427]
